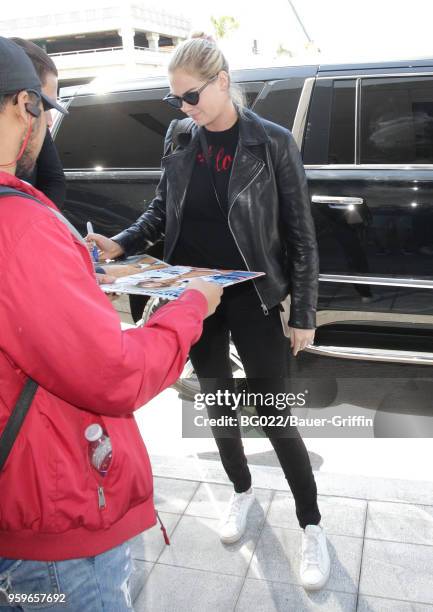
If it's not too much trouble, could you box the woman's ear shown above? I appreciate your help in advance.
[218,71,230,92]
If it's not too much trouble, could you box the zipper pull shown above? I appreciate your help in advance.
[156,511,170,545]
[261,303,269,316]
[98,486,106,509]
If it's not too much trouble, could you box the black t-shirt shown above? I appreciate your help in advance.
[171,120,246,270]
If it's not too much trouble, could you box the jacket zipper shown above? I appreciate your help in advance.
[227,164,269,315]
[98,485,106,509]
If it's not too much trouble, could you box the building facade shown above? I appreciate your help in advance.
[0,3,191,85]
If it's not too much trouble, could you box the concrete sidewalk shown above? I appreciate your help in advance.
[128,463,433,612]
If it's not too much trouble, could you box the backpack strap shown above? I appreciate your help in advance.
[0,379,39,472]
[164,118,195,156]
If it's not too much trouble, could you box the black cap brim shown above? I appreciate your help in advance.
[41,92,68,115]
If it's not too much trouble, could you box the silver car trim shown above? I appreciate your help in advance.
[317,71,433,80]
[306,344,433,365]
[305,163,433,170]
[292,77,315,150]
[64,170,162,180]
[312,195,364,205]
[316,309,433,326]
[319,274,433,289]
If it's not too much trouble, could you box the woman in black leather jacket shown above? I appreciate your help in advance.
[89,36,330,591]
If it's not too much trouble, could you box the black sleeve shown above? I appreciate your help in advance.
[34,130,67,209]
[274,129,319,329]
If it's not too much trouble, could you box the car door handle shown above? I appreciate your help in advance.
[312,195,364,209]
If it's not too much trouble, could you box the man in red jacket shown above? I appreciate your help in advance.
[0,37,222,610]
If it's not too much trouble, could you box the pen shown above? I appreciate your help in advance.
[86,221,99,263]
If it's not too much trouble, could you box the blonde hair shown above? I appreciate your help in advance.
[168,37,245,111]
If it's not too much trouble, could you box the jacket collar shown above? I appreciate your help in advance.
[177,107,270,152]
[238,107,271,146]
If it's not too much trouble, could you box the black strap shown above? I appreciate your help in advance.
[0,187,44,471]
[198,128,228,219]
[165,118,195,156]
[0,379,38,472]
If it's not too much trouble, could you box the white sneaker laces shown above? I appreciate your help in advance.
[304,533,320,566]
[226,494,243,521]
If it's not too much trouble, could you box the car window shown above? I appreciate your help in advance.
[55,89,183,169]
[237,81,264,109]
[56,83,263,170]
[303,79,356,164]
[360,76,433,164]
[253,78,305,130]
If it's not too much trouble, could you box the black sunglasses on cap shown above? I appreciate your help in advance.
[163,75,218,109]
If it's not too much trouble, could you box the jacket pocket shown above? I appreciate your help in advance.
[94,415,153,525]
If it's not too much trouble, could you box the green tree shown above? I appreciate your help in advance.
[210,15,240,40]
[276,44,293,57]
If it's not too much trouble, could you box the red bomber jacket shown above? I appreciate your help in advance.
[0,172,207,561]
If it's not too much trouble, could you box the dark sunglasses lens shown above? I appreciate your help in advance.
[183,91,200,106]
[165,95,182,109]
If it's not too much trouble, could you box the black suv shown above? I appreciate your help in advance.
[54,59,433,368]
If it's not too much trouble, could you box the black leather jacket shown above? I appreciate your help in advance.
[112,108,319,328]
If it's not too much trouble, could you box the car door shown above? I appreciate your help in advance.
[298,69,433,364]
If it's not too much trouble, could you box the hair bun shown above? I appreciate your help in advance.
[190,31,216,43]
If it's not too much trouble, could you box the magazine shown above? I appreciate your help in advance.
[99,254,265,300]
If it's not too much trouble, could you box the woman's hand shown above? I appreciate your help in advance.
[288,327,315,356]
[85,233,125,261]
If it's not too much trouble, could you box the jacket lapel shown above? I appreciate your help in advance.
[162,138,198,216]
[227,145,265,212]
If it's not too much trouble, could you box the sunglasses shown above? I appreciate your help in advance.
[163,75,218,109]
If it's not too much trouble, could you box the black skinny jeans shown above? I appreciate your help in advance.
[189,283,321,529]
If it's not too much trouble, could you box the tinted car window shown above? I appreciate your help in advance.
[303,79,356,164]
[360,76,433,164]
[56,89,183,169]
[238,81,264,109]
[253,78,305,130]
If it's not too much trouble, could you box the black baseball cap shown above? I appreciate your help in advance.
[0,36,67,115]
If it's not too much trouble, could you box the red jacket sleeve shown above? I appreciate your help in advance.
[1,216,207,416]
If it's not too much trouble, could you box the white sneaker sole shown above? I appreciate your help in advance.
[220,530,245,545]
[301,565,330,591]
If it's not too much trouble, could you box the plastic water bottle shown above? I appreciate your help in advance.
[85,424,112,476]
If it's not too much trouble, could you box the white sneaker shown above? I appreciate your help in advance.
[219,488,255,544]
[300,524,330,590]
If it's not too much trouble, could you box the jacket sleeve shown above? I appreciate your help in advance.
[111,121,178,256]
[2,216,207,416]
[35,130,67,209]
[274,130,319,329]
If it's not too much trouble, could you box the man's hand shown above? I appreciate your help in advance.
[85,233,125,261]
[95,272,119,301]
[186,279,223,318]
[95,272,116,285]
[288,327,315,356]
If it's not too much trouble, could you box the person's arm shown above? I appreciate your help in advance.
[274,129,319,330]
[3,215,208,416]
[34,130,67,209]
